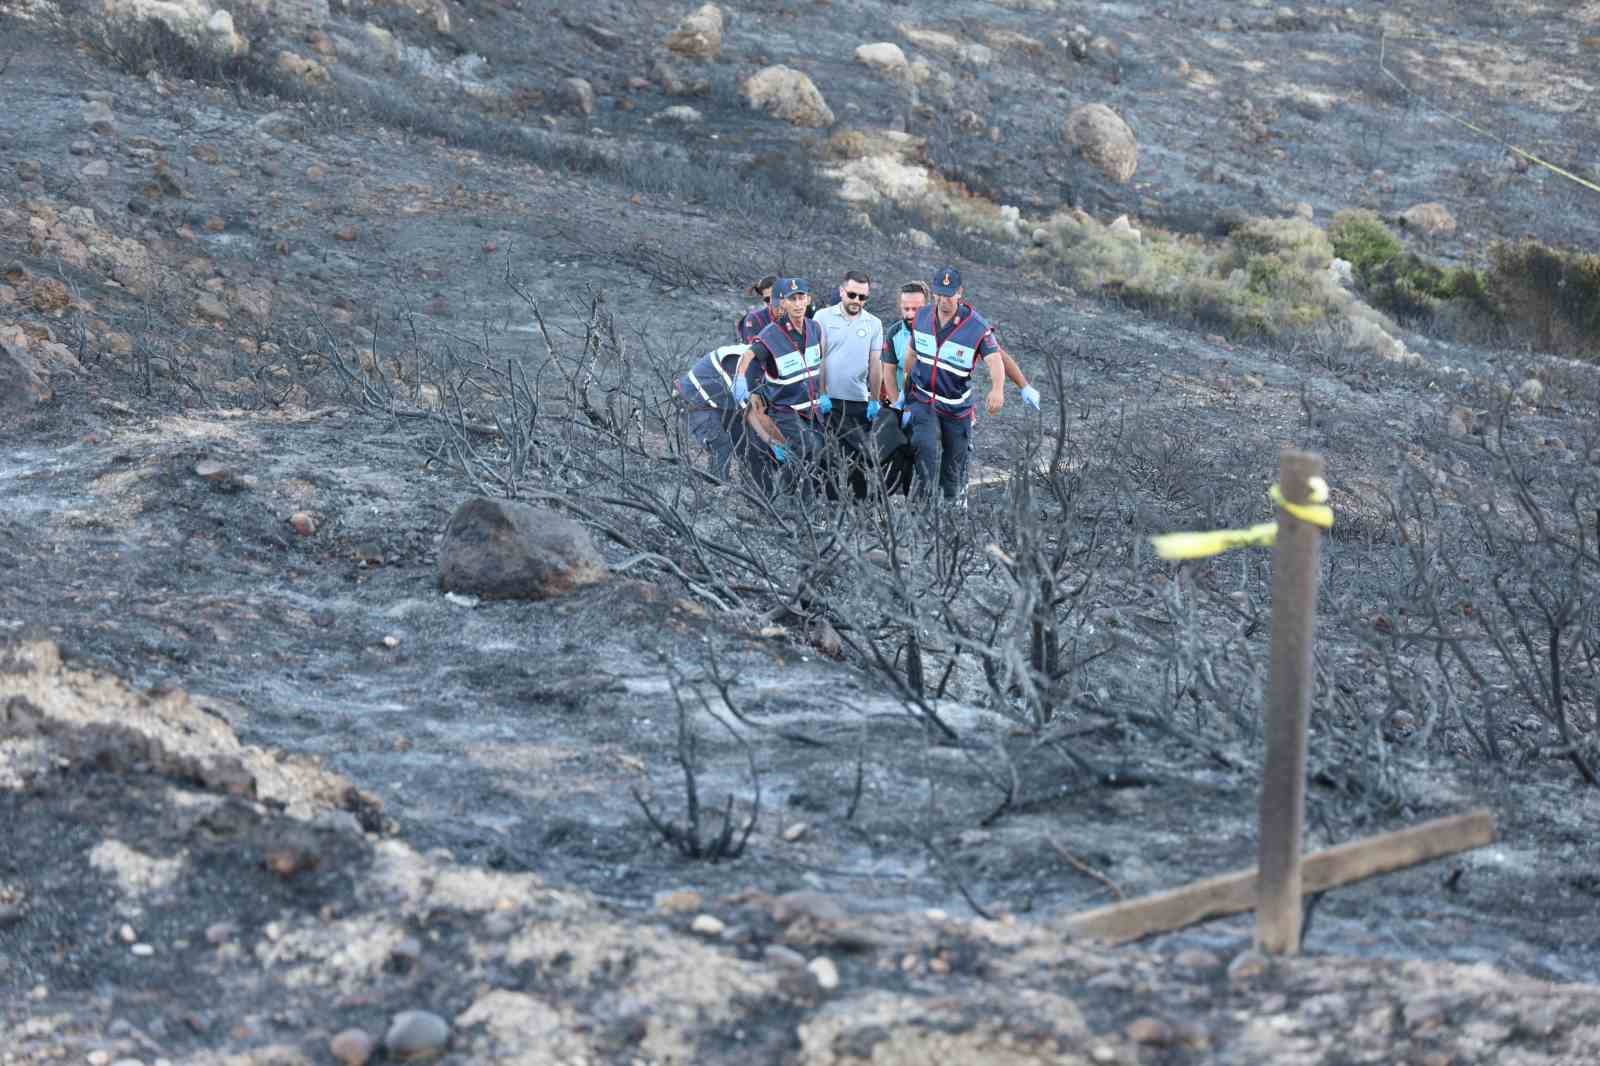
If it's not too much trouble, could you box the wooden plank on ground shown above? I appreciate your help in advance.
[1064,809,1495,946]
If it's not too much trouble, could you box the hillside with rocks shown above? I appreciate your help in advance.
[4,0,1600,1063]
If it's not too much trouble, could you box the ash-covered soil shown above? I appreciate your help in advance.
[4,0,1600,1062]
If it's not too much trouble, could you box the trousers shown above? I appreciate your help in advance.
[905,402,973,501]
[748,409,824,500]
[682,406,746,481]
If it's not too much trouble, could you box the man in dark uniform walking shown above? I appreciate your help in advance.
[734,277,831,499]
[674,343,763,480]
[900,266,1010,502]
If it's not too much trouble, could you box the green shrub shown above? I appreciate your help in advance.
[1328,209,1401,280]
[1487,240,1600,357]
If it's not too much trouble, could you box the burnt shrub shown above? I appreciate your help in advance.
[1487,240,1600,358]
[85,10,293,98]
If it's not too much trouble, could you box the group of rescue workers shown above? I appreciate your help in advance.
[674,265,1042,506]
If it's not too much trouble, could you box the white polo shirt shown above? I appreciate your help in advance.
[813,303,884,402]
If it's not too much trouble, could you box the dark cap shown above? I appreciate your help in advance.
[930,266,962,295]
[773,277,810,299]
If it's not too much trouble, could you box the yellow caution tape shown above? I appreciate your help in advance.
[1151,478,1333,561]
[1378,33,1600,198]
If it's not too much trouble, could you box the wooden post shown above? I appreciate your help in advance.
[1256,449,1325,955]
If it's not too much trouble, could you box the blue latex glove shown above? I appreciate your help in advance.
[1021,384,1041,411]
[771,443,790,465]
[866,399,881,421]
[732,377,750,406]
[815,395,833,416]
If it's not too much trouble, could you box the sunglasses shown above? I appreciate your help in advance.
[843,290,869,300]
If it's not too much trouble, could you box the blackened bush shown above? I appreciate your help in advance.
[1487,240,1600,358]
[88,11,294,99]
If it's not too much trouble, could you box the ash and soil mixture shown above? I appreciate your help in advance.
[4,0,1600,1063]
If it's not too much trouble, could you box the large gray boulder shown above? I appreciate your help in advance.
[437,497,607,601]
[1066,102,1138,184]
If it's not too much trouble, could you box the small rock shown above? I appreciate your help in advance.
[16,160,41,181]
[1399,201,1457,239]
[1090,1045,1117,1064]
[764,944,807,969]
[130,943,155,957]
[658,105,703,125]
[330,1028,374,1066]
[81,159,111,178]
[782,822,809,842]
[334,224,358,242]
[82,99,116,131]
[119,923,137,943]
[561,77,596,116]
[382,634,401,649]
[288,511,317,536]
[443,592,480,608]
[384,1010,450,1059]
[193,460,231,482]
[1227,948,1270,981]
[88,1052,113,1066]
[690,913,726,938]
[70,141,94,156]
[663,2,724,59]
[807,956,840,991]
[1173,947,1220,971]
[655,889,703,914]
[1126,1016,1173,1045]
[390,936,423,965]
[204,922,237,945]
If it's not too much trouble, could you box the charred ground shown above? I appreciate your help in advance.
[3,1,1600,1063]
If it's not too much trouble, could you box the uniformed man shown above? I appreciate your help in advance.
[674,343,762,480]
[734,277,831,497]
[900,266,1010,502]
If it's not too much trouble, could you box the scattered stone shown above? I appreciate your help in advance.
[193,460,232,482]
[782,821,809,842]
[194,293,230,323]
[690,913,726,938]
[16,159,41,181]
[70,141,94,155]
[204,216,225,232]
[1066,103,1138,183]
[655,889,703,914]
[1227,948,1270,981]
[288,511,318,536]
[130,943,155,956]
[443,592,479,608]
[80,159,111,179]
[854,42,909,79]
[381,634,401,649]
[1127,1016,1173,1045]
[204,922,237,945]
[1173,948,1220,971]
[807,955,840,991]
[334,224,359,242]
[391,935,423,965]
[657,105,703,125]
[384,1010,450,1059]
[765,944,807,969]
[663,3,724,60]
[330,1028,374,1066]
[1399,201,1457,239]
[437,497,607,601]
[810,620,843,659]
[561,77,596,116]
[82,99,116,133]
[120,922,138,943]
[742,66,834,128]
[1108,214,1142,242]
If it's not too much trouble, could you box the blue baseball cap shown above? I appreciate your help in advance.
[930,266,962,295]
[773,277,810,299]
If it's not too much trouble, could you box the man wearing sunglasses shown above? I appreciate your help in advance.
[813,270,885,500]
